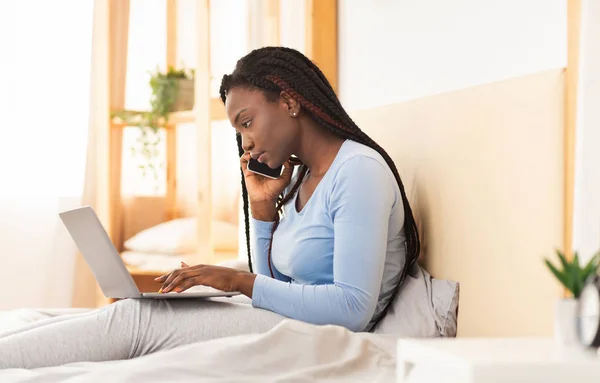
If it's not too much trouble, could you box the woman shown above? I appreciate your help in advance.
[0,47,419,369]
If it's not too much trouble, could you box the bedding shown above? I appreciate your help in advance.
[123,217,198,254]
[124,218,239,255]
[374,264,459,337]
[121,250,198,271]
[121,252,246,272]
[0,310,397,382]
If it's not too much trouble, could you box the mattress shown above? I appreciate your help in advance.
[121,251,247,272]
[0,309,398,382]
[121,251,198,271]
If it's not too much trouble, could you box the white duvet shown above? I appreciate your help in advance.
[0,309,398,382]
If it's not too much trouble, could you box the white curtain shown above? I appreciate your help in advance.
[573,0,600,262]
[0,1,94,309]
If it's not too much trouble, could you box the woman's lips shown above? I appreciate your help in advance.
[250,151,264,160]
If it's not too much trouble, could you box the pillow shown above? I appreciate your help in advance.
[124,218,239,254]
[121,251,197,271]
[124,217,196,254]
[373,264,460,337]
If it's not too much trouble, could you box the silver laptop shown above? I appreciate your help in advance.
[59,206,241,300]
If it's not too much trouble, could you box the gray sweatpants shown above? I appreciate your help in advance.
[0,296,285,369]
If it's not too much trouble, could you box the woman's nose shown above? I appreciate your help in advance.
[241,136,253,152]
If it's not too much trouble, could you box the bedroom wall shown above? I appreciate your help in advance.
[337,0,571,337]
[351,70,565,337]
[338,0,567,110]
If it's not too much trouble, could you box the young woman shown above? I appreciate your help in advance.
[0,47,419,369]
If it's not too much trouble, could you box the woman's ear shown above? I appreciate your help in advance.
[280,91,300,117]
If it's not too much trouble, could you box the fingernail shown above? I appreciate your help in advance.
[174,287,181,293]
[154,277,160,281]
[158,288,163,293]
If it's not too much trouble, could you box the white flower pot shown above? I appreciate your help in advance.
[554,298,578,345]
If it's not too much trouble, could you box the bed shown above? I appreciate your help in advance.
[0,69,565,380]
[0,313,397,382]
[0,261,452,382]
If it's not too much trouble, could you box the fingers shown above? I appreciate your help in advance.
[240,152,251,173]
[158,269,182,293]
[161,271,189,293]
[157,264,205,293]
[154,270,172,288]
[169,278,196,294]
[155,262,192,287]
[280,160,293,183]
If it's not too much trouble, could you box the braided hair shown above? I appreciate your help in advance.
[220,47,420,327]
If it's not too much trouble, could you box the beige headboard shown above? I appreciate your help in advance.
[350,70,565,337]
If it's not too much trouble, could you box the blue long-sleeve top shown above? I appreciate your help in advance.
[250,140,407,332]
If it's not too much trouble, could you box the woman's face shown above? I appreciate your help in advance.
[225,87,299,169]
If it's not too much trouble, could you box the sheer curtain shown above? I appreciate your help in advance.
[0,1,94,309]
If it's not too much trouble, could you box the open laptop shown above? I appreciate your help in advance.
[59,206,241,300]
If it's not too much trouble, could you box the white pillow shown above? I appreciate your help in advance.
[374,264,460,337]
[124,218,240,254]
[124,217,197,255]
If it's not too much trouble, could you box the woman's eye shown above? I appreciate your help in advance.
[241,120,252,128]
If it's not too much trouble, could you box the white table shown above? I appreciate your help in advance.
[397,337,600,383]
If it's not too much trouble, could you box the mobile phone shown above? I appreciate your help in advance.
[247,158,283,179]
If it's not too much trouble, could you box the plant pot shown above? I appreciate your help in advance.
[554,298,578,345]
[170,78,195,112]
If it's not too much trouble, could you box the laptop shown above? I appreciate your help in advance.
[59,206,241,300]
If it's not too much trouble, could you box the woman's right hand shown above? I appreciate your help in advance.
[240,152,294,220]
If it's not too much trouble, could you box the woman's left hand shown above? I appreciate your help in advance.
[155,262,256,297]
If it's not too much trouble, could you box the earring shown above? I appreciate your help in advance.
[292,112,297,117]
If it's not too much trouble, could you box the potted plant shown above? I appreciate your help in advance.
[113,66,195,185]
[544,250,599,344]
[149,66,195,117]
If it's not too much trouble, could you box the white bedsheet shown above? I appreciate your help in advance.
[0,309,398,382]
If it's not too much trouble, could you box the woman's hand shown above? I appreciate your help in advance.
[155,262,257,297]
[240,152,294,206]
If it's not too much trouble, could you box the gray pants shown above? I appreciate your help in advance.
[0,297,285,369]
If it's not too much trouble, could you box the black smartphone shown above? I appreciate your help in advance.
[247,158,283,179]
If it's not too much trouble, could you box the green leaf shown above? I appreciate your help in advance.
[545,259,574,294]
[570,251,583,297]
[556,249,570,272]
[545,249,600,298]
[581,252,600,280]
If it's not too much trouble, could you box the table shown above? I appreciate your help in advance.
[397,337,600,382]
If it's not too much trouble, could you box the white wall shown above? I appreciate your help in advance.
[573,0,600,262]
[338,0,567,111]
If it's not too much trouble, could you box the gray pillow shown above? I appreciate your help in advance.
[373,264,459,337]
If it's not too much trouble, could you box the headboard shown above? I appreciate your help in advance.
[350,70,565,337]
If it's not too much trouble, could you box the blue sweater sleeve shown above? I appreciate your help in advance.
[250,217,292,282]
[251,157,395,332]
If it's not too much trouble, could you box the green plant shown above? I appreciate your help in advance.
[149,66,194,122]
[112,66,194,186]
[544,250,600,298]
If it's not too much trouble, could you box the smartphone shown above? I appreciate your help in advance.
[247,158,283,179]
